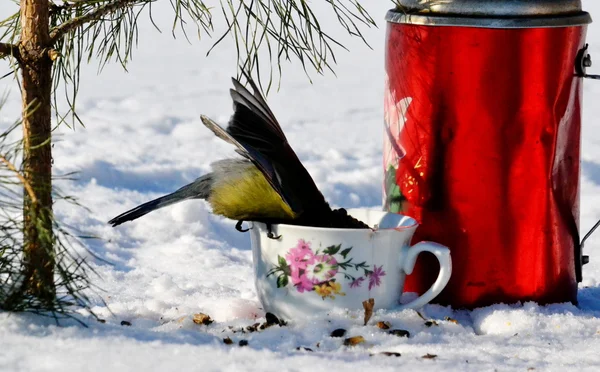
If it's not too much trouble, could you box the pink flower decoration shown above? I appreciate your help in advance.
[368,265,386,290]
[292,270,318,293]
[349,277,365,288]
[292,275,317,293]
[286,242,316,278]
[285,240,318,292]
[296,239,311,251]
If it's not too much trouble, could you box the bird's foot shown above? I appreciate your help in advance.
[235,220,249,233]
[266,223,281,240]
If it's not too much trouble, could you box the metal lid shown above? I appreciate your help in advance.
[387,0,592,28]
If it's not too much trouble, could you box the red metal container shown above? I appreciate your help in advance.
[384,0,592,308]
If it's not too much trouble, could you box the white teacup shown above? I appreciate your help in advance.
[249,208,452,320]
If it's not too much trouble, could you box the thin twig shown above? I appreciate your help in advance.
[0,42,19,60]
[49,0,85,16]
[0,155,37,204]
[49,0,142,45]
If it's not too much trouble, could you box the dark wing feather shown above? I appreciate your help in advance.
[237,71,285,138]
[201,115,240,147]
[224,75,327,215]
[229,83,280,137]
[202,74,328,218]
[200,113,299,213]
[226,103,285,154]
[229,77,286,141]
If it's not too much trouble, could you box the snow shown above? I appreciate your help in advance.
[2,1,600,371]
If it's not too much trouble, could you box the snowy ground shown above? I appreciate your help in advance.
[3,1,600,371]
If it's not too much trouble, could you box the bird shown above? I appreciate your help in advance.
[108,72,369,238]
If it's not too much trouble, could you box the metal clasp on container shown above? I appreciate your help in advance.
[578,221,593,282]
[576,44,600,80]
[574,43,597,281]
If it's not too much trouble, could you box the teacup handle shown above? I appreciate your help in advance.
[397,241,452,310]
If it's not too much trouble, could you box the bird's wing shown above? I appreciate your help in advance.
[202,73,328,217]
[227,74,329,215]
[201,114,239,147]
[200,113,298,214]
[226,81,288,155]
[229,72,285,139]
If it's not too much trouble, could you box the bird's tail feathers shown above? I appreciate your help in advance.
[108,175,212,227]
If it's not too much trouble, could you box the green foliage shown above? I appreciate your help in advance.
[323,244,341,255]
[1,0,377,127]
[0,102,103,324]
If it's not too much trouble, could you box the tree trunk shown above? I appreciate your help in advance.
[19,0,55,303]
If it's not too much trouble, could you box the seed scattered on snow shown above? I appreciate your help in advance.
[424,320,438,327]
[362,298,375,325]
[377,321,391,329]
[246,323,260,332]
[444,316,458,324]
[330,329,347,338]
[371,352,401,357]
[193,313,213,326]
[388,329,410,338]
[343,336,366,346]
[265,312,283,326]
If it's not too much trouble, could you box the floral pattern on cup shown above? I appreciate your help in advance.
[266,239,386,300]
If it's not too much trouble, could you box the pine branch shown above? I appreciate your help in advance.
[48,0,143,45]
[0,155,37,204]
[0,42,19,60]
[49,0,84,15]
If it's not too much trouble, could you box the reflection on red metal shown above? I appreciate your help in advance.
[384,5,591,308]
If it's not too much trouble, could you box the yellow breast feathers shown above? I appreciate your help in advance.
[208,165,296,221]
